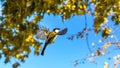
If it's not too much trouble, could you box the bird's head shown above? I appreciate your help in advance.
[53,28,60,33]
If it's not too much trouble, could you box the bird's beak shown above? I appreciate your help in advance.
[57,28,68,35]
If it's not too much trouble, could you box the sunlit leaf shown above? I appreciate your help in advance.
[103,42,111,52]
[102,28,112,38]
[104,62,109,68]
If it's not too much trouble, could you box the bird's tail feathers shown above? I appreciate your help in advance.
[41,42,48,56]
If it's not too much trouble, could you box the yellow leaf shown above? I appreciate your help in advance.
[72,5,76,10]
[79,4,86,10]
[18,13,21,17]
[104,62,109,68]
[118,1,120,6]
[103,42,111,52]
[64,6,68,10]
[10,23,14,29]
[77,10,85,15]
[79,5,83,9]
[31,38,34,42]
[63,12,66,15]
[16,54,21,59]
[90,0,95,3]
[67,4,71,9]
[103,18,108,23]
[102,28,112,37]
[106,28,111,34]
[46,9,50,13]
[83,4,86,10]
[25,34,34,42]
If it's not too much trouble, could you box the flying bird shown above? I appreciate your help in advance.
[36,27,68,56]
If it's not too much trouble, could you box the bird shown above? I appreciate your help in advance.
[37,27,68,56]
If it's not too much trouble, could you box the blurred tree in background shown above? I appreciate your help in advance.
[0,0,120,68]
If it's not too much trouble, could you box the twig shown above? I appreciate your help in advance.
[84,10,92,53]
[84,15,92,53]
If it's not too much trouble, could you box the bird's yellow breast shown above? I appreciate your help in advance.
[47,31,57,44]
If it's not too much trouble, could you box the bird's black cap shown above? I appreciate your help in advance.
[53,28,60,31]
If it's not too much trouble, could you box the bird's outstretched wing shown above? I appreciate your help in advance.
[57,28,68,35]
[36,26,49,40]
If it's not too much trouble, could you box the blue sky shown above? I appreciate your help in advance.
[0,14,106,68]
